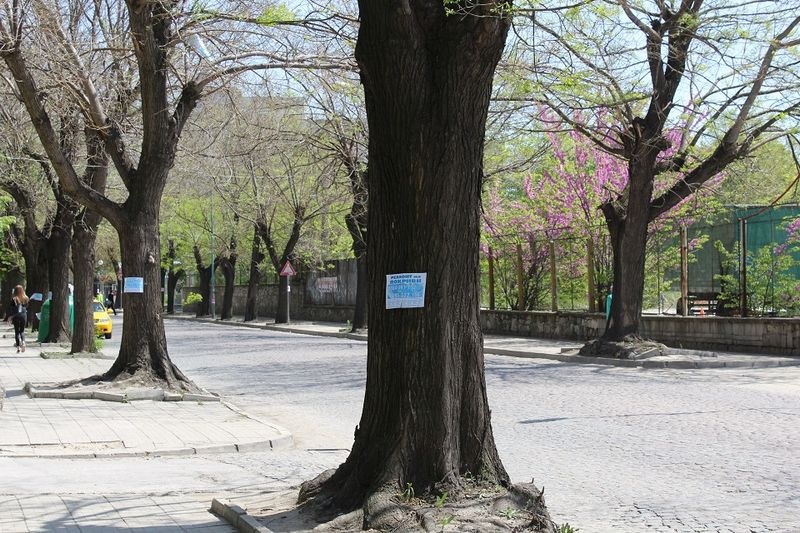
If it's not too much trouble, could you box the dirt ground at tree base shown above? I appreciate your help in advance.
[245,477,556,532]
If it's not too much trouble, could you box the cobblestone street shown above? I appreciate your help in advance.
[165,321,800,532]
[2,318,799,532]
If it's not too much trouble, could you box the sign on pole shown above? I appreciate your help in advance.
[279,261,297,277]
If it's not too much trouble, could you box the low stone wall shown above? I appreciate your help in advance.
[481,309,800,356]
[480,310,606,341]
[180,285,800,356]
[181,285,353,323]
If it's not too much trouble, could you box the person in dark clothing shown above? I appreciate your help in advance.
[5,285,29,352]
[107,289,117,315]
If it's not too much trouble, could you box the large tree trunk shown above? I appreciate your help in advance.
[352,251,367,330]
[71,222,98,352]
[1,265,25,310]
[193,245,213,317]
[345,207,368,331]
[166,268,183,314]
[103,217,191,387]
[312,6,520,519]
[46,224,73,343]
[275,274,290,324]
[70,132,108,354]
[25,243,48,332]
[219,240,237,320]
[165,239,181,314]
[601,163,657,341]
[244,228,264,322]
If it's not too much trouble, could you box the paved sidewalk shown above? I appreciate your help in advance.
[168,314,800,369]
[0,336,292,459]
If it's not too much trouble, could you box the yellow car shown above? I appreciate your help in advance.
[93,302,113,339]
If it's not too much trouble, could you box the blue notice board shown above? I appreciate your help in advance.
[386,273,426,309]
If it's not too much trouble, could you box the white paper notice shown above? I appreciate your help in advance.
[123,277,144,293]
[386,273,426,309]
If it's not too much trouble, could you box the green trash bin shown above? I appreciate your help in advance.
[36,296,75,343]
[37,299,50,343]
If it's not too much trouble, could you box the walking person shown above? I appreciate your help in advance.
[107,289,117,315]
[5,285,29,353]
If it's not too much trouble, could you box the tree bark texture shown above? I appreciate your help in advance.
[345,192,368,331]
[70,131,109,353]
[165,239,182,314]
[11,219,48,332]
[46,222,74,343]
[276,275,290,324]
[166,268,183,314]
[1,260,24,311]
[103,215,190,387]
[193,245,214,317]
[71,222,98,352]
[320,4,512,509]
[219,239,237,320]
[244,227,264,322]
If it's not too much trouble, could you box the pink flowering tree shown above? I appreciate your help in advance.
[483,116,723,314]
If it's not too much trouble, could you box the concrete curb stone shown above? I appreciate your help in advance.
[24,381,222,403]
[93,390,127,402]
[211,499,274,533]
[194,444,237,454]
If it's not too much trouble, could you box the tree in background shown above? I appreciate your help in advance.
[1,1,348,388]
[513,2,800,352]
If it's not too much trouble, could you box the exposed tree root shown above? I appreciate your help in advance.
[278,472,556,532]
[579,335,667,360]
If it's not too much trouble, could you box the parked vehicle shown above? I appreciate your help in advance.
[93,302,112,339]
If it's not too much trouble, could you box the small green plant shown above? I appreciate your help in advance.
[184,292,203,305]
[558,523,579,533]
[499,506,517,519]
[438,514,454,528]
[401,482,414,502]
[92,337,104,352]
[435,491,448,508]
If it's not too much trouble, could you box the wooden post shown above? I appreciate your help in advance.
[488,246,495,311]
[680,226,689,317]
[587,237,596,312]
[549,240,557,312]
[740,218,748,317]
[516,243,525,310]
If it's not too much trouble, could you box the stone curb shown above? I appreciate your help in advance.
[221,401,294,451]
[23,382,221,403]
[483,347,800,369]
[210,499,273,533]
[0,438,285,459]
